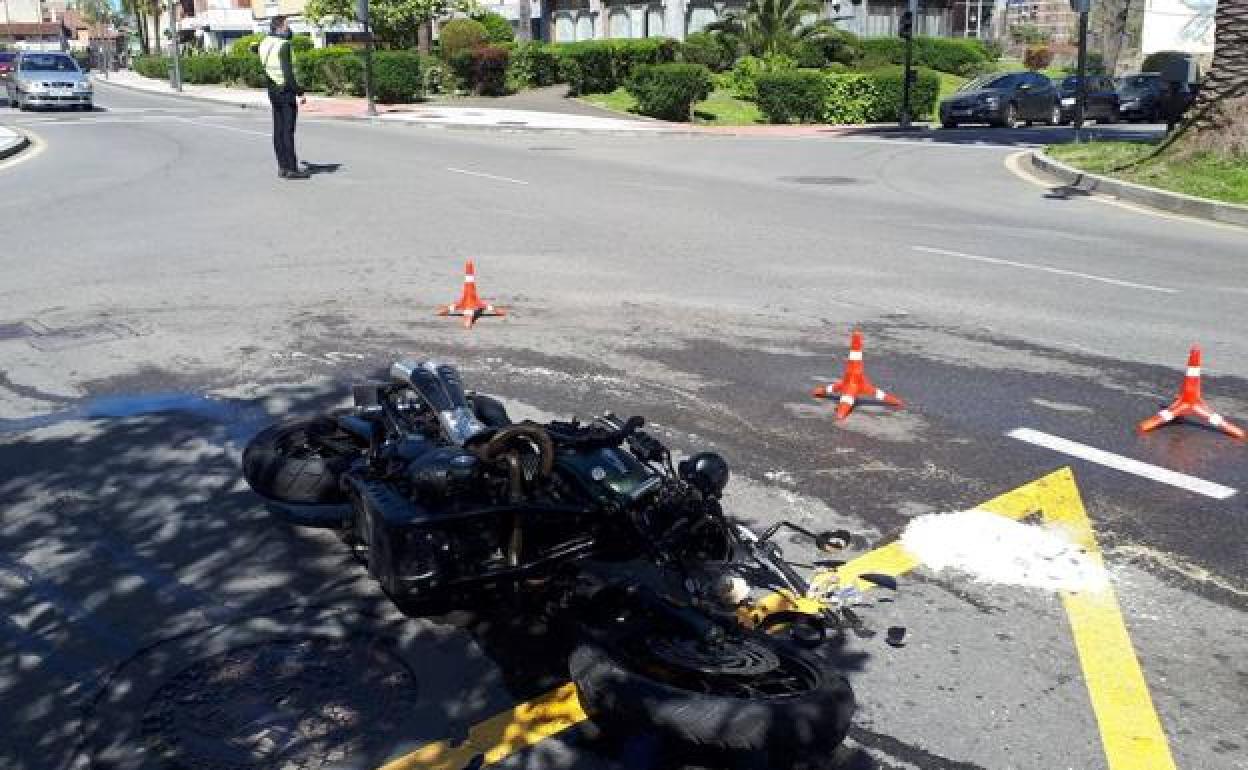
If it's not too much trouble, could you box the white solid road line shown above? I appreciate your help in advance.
[913,245,1180,294]
[446,167,529,185]
[1007,428,1237,500]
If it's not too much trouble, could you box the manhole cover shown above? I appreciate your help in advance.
[141,637,419,770]
[778,176,861,185]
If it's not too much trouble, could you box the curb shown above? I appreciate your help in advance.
[1029,150,1248,228]
[0,127,31,161]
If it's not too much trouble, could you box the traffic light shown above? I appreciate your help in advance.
[899,10,914,39]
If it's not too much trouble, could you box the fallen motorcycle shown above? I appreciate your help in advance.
[242,359,860,762]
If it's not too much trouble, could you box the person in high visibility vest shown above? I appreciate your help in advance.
[259,16,307,179]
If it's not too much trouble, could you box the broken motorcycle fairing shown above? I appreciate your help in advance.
[242,360,859,762]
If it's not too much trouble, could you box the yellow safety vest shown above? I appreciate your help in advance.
[258,36,288,87]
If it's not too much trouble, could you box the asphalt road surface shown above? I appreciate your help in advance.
[1,83,1245,770]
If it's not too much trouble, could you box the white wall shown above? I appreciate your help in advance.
[3,0,45,23]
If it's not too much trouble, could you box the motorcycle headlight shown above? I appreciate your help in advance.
[678,452,730,499]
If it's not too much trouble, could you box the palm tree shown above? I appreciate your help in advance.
[706,0,840,59]
[1171,0,1247,156]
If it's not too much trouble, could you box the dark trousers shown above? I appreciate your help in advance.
[268,87,298,172]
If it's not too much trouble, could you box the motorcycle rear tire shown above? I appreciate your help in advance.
[569,635,853,761]
[242,415,361,522]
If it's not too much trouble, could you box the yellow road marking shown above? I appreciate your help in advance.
[380,468,1175,770]
[378,683,586,770]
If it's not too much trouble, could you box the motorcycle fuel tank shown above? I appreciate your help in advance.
[558,446,661,505]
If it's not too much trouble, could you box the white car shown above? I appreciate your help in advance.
[5,51,93,111]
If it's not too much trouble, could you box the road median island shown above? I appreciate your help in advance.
[0,125,31,161]
[1034,143,1248,227]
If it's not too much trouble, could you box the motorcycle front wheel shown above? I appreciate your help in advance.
[569,630,853,761]
[241,415,363,525]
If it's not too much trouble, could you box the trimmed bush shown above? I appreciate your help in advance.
[859,66,940,121]
[822,74,876,123]
[181,54,226,84]
[626,62,711,121]
[133,55,169,79]
[795,30,860,69]
[473,10,515,43]
[295,46,358,93]
[558,41,616,94]
[554,38,679,94]
[225,53,268,88]
[372,51,424,102]
[440,18,489,62]
[977,39,1004,61]
[231,33,265,56]
[680,31,733,72]
[858,36,986,75]
[449,45,510,95]
[507,41,559,88]
[1023,45,1053,71]
[755,70,827,124]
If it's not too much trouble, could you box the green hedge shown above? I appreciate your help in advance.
[449,45,509,95]
[858,36,987,75]
[225,53,268,88]
[230,32,313,57]
[180,54,226,84]
[372,50,424,102]
[626,62,711,121]
[554,38,678,95]
[295,46,360,94]
[752,66,940,124]
[754,70,827,124]
[854,66,940,122]
[680,31,733,72]
[507,41,560,88]
[133,55,169,79]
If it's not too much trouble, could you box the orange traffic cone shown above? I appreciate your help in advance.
[1138,345,1245,440]
[812,329,904,420]
[436,259,506,329]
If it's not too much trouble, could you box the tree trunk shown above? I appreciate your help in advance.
[1169,0,1248,156]
[417,20,432,55]
[136,9,150,54]
[516,0,533,41]
[540,0,554,42]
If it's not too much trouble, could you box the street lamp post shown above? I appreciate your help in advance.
[356,0,377,116]
[1070,0,1090,142]
[168,0,181,91]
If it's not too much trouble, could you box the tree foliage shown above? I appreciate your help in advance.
[706,0,841,60]
[304,0,478,49]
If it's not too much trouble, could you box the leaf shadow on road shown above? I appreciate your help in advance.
[0,377,878,770]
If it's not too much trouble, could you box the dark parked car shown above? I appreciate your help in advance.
[1057,75,1120,124]
[1116,72,1198,124]
[940,71,1061,128]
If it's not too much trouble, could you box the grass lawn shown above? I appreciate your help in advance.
[581,87,763,126]
[937,71,967,102]
[1047,141,1248,205]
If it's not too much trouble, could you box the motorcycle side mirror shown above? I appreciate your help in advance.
[815,529,853,552]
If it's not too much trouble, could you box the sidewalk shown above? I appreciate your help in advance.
[97,70,678,133]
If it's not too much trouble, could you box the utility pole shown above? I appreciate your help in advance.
[167,0,181,91]
[1071,0,1089,142]
[356,0,376,116]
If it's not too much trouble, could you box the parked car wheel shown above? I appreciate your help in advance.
[994,103,1020,128]
[942,119,958,129]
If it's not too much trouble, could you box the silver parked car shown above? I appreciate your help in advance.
[5,51,93,111]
